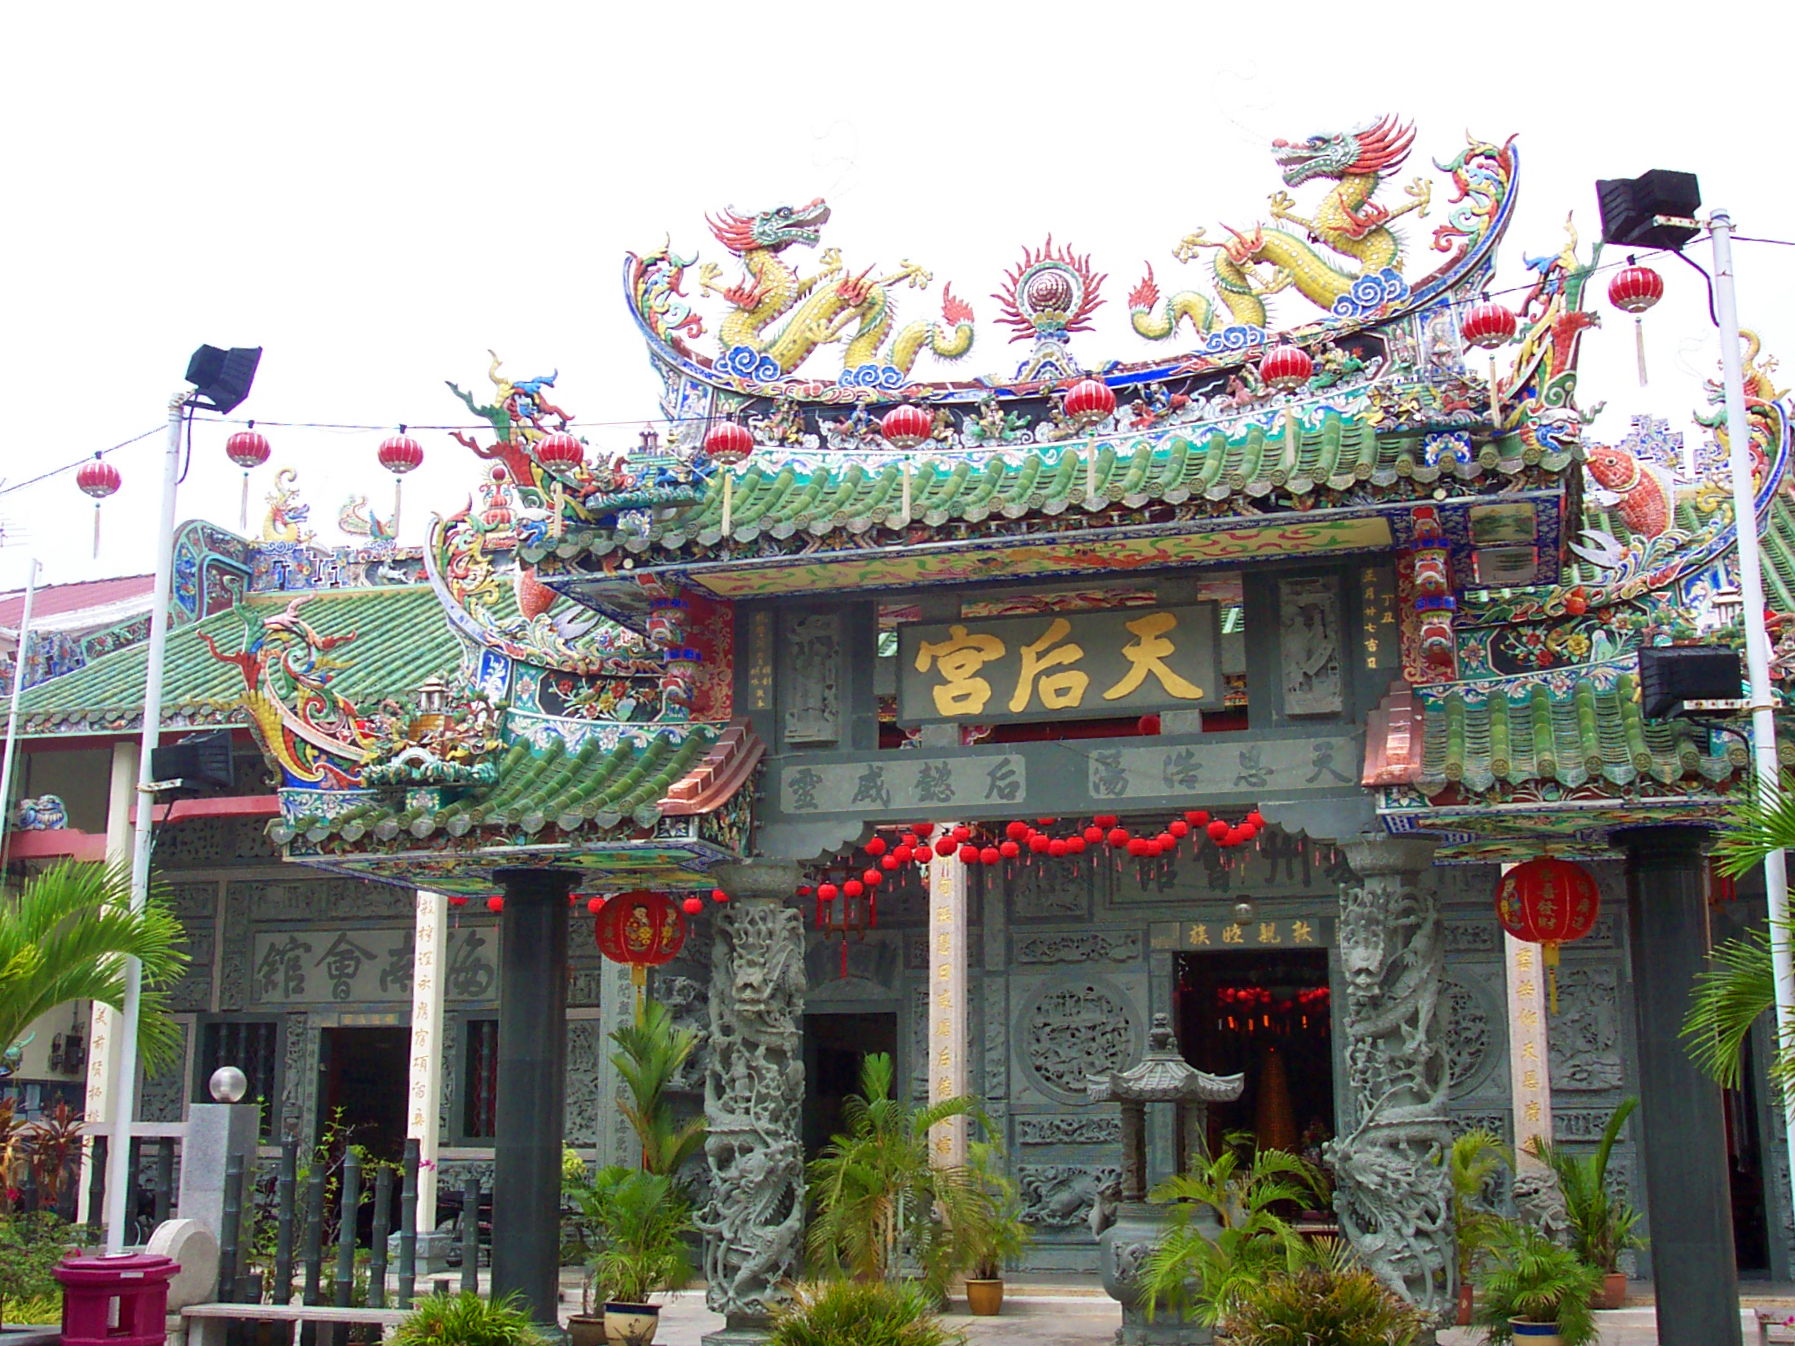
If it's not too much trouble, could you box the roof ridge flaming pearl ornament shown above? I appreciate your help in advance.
[1608,255,1665,387]
[377,428,424,541]
[225,423,272,532]
[75,453,121,557]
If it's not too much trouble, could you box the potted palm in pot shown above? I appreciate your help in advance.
[957,1145,1031,1315]
[570,1167,693,1346]
[1527,1098,1642,1309]
[1473,1220,1601,1346]
[1445,1127,1512,1324]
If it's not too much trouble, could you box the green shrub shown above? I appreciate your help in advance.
[389,1291,546,1346]
[768,1280,965,1346]
[1473,1222,1601,1346]
[2,1293,62,1326]
[1218,1251,1430,1346]
[0,1211,79,1326]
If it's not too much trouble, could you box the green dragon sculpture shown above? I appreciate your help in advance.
[698,198,974,379]
[1131,116,1433,340]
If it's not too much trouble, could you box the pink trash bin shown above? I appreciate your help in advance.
[54,1254,180,1346]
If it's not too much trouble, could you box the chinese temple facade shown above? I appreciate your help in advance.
[7,119,1793,1340]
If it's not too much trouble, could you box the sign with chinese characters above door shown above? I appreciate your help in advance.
[250,924,499,1005]
[897,604,1222,724]
[1150,916,1335,950]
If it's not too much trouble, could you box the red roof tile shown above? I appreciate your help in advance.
[0,574,155,628]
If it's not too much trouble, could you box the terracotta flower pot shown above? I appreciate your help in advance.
[567,1315,607,1346]
[1594,1271,1627,1310]
[1509,1319,1561,1345]
[604,1302,660,1346]
[965,1279,1004,1316]
[1455,1282,1474,1326]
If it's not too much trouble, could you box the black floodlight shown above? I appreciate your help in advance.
[1595,171,1702,252]
[149,729,237,795]
[184,345,262,414]
[1637,645,1743,719]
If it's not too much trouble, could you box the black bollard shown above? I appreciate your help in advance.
[274,1137,298,1305]
[397,1138,418,1309]
[334,1152,360,1308]
[218,1155,244,1304]
[459,1176,479,1294]
[368,1165,392,1309]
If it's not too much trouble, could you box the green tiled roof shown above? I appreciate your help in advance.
[538,418,1574,559]
[283,724,719,844]
[1415,668,1740,797]
[8,586,457,737]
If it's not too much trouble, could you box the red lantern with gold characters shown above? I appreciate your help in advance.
[1494,857,1600,1013]
[593,889,688,990]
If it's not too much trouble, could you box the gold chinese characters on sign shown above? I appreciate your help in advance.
[1151,917,1332,952]
[898,604,1221,725]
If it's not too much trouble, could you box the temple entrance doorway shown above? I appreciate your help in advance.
[1174,948,1334,1166]
[317,1026,409,1164]
[802,1011,897,1157]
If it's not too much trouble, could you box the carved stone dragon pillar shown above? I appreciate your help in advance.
[698,862,807,1346]
[1327,835,1453,1318]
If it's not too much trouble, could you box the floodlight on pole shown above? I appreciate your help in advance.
[103,346,258,1253]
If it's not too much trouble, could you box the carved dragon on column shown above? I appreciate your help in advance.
[1327,858,1454,1317]
[698,900,807,1330]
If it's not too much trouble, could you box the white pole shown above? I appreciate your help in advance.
[102,390,186,1252]
[0,557,42,864]
[1711,209,1795,1212]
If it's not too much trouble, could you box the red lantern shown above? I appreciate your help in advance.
[1068,836,1086,855]
[1259,342,1314,393]
[1460,301,1517,351]
[1063,378,1117,430]
[1083,825,1104,844]
[881,854,899,870]
[1048,839,1068,858]
[1107,827,1130,848]
[843,880,865,898]
[1246,810,1266,829]
[893,845,914,864]
[76,454,121,558]
[535,431,585,472]
[593,889,688,988]
[1184,810,1209,827]
[1207,819,1231,842]
[935,837,958,857]
[711,888,730,904]
[999,840,1021,859]
[682,896,704,915]
[951,825,972,843]
[1608,258,1665,386]
[1495,858,1601,1013]
[979,847,1001,867]
[1169,820,1190,838]
[486,896,505,913]
[817,883,839,902]
[862,868,882,888]
[586,896,604,913]
[1157,831,1176,849]
[377,430,424,540]
[448,896,469,907]
[880,403,934,449]
[226,425,271,529]
[703,420,755,466]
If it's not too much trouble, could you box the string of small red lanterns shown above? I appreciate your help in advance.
[1215,984,1330,1035]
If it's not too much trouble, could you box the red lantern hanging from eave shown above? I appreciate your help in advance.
[225,425,272,532]
[704,420,755,535]
[377,429,424,542]
[535,430,585,472]
[1063,378,1117,430]
[76,454,121,557]
[880,403,934,449]
[1460,300,1517,428]
[1494,857,1601,1013]
[593,889,688,991]
[1258,342,1314,393]
[1608,257,1665,387]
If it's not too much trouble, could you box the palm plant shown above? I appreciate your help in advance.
[960,1143,1030,1281]
[1445,1128,1512,1285]
[767,1279,965,1346]
[389,1290,546,1346]
[1218,1237,1431,1346]
[805,1052,993,1298]
[1139,1132,1323,1327]
[1473,1221,1601,1346]
[1682,773,1795,1095]
[0,861,187,1072]
[609,997,706,1178]
[568,1167,693,1309]
[1527,1098,1643,1275]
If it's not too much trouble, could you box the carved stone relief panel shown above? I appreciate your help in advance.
[1017,1115,1122,1146]
[1443,974,1499,1097]
[805,935,900,995]
[982,981,1009,1103]
[781,612,841,745]
[564,1019,602,1148]
[1008,863,1090,923]
[1443,922,1498,955]
[283,1011,310,1140]
[1548,966,1625,1092]
[254,878,412,921]
[1014,930,1141,965]
[137,1020,191,1123]
[1019,1163,1122,1228]
[169,928,215,1012]
[219,884,254,1011]
[1279,575,1344,716]
[168,882,218,921]
[1451,1111,1510,1141]
[1021,978,1137,1103]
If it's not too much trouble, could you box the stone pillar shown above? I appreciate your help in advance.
[79,740,139,1224]
[927,839,969,1166]
[1618,826,1742,1346]
[594,956,639,1170]
[490,868,579,1333]
[407,889,449,1267]
[699,861,806,1346]
[177,1103,260,1245]
[1327,834,1453,1317]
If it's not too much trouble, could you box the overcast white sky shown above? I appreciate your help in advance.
[2,1,1790,593]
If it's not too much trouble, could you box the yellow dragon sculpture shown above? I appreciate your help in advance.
[698,198,974,380]
[1132,116,1433,340]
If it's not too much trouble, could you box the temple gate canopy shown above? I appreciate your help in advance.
[193,116,1792,1335]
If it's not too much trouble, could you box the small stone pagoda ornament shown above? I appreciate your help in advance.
[1087,1012,1243,1346]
